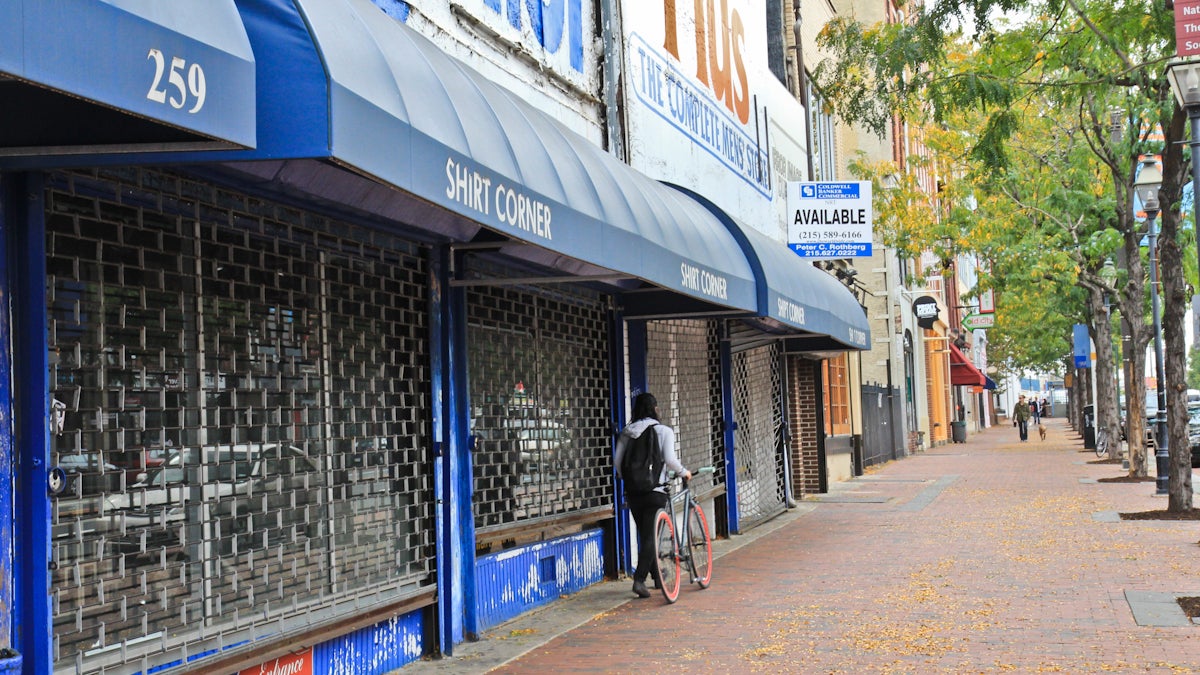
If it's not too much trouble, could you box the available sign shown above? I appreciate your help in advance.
[962,313,995,330]
[1177,0,1200,58]
[787,181,874,258]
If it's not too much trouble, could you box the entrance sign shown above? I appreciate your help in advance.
[787,181,874,258]
[1176,0,1200,58]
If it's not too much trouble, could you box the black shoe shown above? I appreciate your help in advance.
[632,580,651,598]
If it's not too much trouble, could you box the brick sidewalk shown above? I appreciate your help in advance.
[404,417,1200,674]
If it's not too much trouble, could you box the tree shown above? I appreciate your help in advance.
[816,0,1192,507]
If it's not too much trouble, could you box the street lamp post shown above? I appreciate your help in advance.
[1134,160,1169,495]
[1166,59,1200,363]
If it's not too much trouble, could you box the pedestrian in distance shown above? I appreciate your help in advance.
[1013,395,1031,442]
[614,392,691,599]
[1030,394,1041,424]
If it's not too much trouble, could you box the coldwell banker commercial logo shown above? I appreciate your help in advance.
[787,181,874,259]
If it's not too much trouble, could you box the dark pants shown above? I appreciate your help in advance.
[627,490,668,583]
[1017,419,1029,441]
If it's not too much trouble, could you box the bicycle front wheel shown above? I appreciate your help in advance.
[686,503,712,589]
[1095,428,1108,458]
[654,510,680,603]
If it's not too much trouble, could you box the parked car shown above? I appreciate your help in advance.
[99,443,324,539]
[1189,407,1200,468]
[57,452,121,496]
[107,447,168,485]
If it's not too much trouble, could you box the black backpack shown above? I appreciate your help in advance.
[621,423,664,494]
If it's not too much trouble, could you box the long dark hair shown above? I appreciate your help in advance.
[632,392,659,422]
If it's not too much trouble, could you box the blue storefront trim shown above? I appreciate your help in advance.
[312,610,424,674]
[719,325,741,534]
[6,173,50,673]
[474,529,605,632]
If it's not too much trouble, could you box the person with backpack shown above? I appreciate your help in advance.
[614,392,691,599]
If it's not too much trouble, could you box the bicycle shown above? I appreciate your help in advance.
[1095,426,1109,458]
[653,466,714,603]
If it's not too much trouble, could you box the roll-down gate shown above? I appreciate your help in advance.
[730,341,787,529]
[643,319,725,504]
[465,274,614,551]
[46,169,437,674]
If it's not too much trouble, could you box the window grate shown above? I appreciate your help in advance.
[47,169,437,674]
[465,275,613,543]
[731,343,786,529]
[644,320,725,496]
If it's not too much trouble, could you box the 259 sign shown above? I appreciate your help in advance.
[145,49,207,113]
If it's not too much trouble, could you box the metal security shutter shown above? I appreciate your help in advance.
[644,320,724,501]
[466,278,613,547]
[730,343,786,529]
[46,169,436,674]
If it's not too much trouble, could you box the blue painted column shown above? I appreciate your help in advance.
[0,176,24,671]
[446,249,475,642]
[7,173,47,672]
[719,324,740,534]
[607,310,629,577]
[429,245,472,653]
[618,319,648,576]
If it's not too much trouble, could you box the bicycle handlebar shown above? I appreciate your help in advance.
[667,466,714,479]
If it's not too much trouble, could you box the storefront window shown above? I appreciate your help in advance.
[823,354,851,436]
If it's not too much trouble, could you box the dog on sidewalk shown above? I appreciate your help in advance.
[1037,423,1047,441]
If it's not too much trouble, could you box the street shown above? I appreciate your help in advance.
[404,416,1200,674]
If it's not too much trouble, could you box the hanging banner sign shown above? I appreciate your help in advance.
[962,313,995,330]
[912,295,940,329]
[787,181,874,258]
[1072,323,1091,368]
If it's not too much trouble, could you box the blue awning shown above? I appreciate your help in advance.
[119,0,749,315]
[0,0,256,155]
[669,186,871,351]
[984,376,998,390]
[273,0,756,312]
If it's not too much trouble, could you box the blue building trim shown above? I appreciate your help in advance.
[7,173,49,673]
[429,245,470,655]
[473,529,604,631]
[311,609,424,674]
[608,307,629,578]
[447,248,475,644]
[0,178,20,671]
[720,324,740,533]
[621,320,648,576]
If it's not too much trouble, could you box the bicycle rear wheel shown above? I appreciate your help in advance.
[654,510,680,603]
[686,503,712,589]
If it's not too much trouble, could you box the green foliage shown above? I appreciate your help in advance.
[1189,347,1200,391]
[818,0,1178,381]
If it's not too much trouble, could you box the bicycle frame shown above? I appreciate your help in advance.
[653,466,713,603]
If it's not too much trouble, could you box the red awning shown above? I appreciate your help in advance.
[948,343,987,387]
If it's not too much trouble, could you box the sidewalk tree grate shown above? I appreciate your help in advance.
[1125,591,1200,627]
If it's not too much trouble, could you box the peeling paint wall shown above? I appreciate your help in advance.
[313,611,425,675]
[474,529,605,630]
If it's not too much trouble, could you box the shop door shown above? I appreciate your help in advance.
[644,320,725,504]
[730,343,786,529]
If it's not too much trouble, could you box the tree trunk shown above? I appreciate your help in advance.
[1086,283,1121,459]
[1156,110,1193,512]
[1119,225,1151,478]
